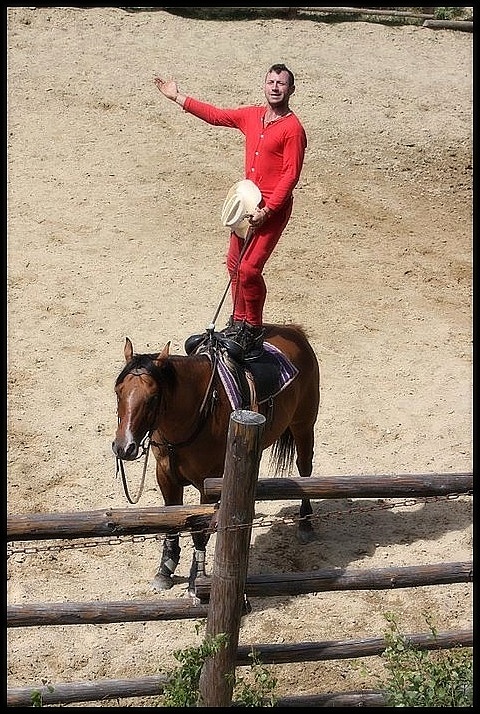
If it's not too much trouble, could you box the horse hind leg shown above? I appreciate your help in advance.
[293,426,316,544]
[152,533,181,591]
[271,427,316,544]
[298,496,315,544]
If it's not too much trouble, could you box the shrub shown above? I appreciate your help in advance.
[158,627,277,707]
[434,7,468,20]
[379,612,473,707]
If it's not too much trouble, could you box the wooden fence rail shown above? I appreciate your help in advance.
[203,472,473,500]
[7,412,472,707]
[196,560,473,600]
[7,685,388,708]
[298,7,437,18]
[6,503,215,541]
[7,629,472,707]
[7,599,210,627]
[7,472,472,543]
[8,562,472,627]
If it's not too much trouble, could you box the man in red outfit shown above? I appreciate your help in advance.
[154,64,307,359]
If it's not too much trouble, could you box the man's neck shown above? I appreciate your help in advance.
[266,102,290,116]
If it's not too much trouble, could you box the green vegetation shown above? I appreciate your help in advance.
[30,684,54,707]
[379,612,473,707]
[434,7,470,20]
[229,650,278,707]
[160,630,228,707]
[158,628,277,707]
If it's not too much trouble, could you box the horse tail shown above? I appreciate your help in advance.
[269,427,295,476]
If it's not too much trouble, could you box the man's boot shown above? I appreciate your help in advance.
[242,323,265,360]
[226,321,264,361]
[221,316,244,337]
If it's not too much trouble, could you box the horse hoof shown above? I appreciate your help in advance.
[152,573,174,591]
[188,590,201,603]
[298,524,316,544]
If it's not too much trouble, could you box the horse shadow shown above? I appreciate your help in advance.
[245,495,472,615]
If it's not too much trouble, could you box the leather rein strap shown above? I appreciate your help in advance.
[116,432,150,505]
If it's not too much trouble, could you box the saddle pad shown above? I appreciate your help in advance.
[217,341,299,410]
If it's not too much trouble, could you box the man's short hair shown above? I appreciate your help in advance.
[267,63,295,87]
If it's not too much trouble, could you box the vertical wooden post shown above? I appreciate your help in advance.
[198,409,265,707]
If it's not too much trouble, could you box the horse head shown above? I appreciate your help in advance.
[112,337,170,461]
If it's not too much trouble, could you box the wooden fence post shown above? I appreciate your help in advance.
[198,409,265,707]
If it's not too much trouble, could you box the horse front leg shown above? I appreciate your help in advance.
[152,460,183,591]
[187,515,213,597]
[152,533,181,591]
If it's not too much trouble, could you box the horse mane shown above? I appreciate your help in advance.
[115,353,177,388]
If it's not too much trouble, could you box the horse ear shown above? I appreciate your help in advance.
[124,337,134,363]
[157,341,171,360]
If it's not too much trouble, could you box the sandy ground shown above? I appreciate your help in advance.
[7,6,472,706]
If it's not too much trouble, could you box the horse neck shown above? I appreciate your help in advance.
[156,356,215,437]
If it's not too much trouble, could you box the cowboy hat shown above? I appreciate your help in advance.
[221,179,262,239]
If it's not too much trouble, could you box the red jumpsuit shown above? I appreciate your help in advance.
[183,97,307,326]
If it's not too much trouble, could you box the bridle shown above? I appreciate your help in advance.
[115,350,219,504]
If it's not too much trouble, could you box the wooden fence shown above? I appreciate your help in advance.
[120,7,474,32]
[7,411,473,706]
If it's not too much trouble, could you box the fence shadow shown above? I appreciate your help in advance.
[245,496,472,613]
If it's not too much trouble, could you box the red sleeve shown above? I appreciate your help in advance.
[183,96,247,129]
[250,115,306,212]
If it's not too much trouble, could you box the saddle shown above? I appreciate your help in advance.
[186,330,299,410]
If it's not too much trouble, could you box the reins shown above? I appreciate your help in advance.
[116,431,151,505]
[116,223,255,505]
[116,350,219,504]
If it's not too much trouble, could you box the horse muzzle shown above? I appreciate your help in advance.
[112,441,138,461]
[112,431,150,461]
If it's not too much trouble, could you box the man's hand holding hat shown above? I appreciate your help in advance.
[249,205,272,229]
[221,180,263,239]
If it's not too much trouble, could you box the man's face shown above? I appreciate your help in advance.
[264,71,295,106]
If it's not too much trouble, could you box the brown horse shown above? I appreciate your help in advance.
[112,324,320,593]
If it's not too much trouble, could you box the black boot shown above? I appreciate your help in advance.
[242,323,265,360]
[216,317,245,360]
[221,316,243,337]
[226,322,264,361]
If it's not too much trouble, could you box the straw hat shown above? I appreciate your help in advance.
[221,179,262,238]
